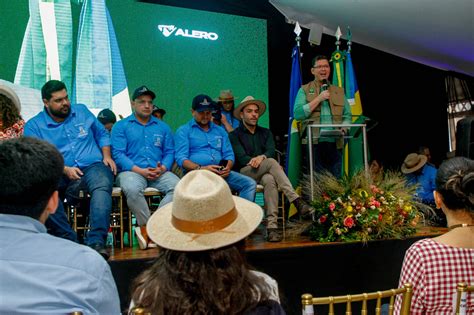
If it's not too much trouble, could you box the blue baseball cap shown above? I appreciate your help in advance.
[192,94,216,112]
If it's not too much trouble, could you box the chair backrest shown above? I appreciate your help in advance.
[301,283,413,315]
[454,282,474,314]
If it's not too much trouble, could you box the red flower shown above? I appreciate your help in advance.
[378,213,383,221]
[343,217,355,228]
[319,215,327,224]
[329,202,336,211]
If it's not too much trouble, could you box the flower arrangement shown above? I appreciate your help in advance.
[305,170,421,243]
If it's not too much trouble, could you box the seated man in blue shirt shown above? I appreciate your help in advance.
[175,94,256,201]
[401,152,437,204]
[0,137,120,314]
[24,80,116,259]
[112,86,179,250]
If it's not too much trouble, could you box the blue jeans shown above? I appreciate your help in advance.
[47,162,113,246]
[225,171,256,202]
[116,171,179,226]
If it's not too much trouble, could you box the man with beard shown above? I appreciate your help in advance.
[230,96,313,242]
[174,94,256,202]
[24,80,116,260]
[111,86,179,250]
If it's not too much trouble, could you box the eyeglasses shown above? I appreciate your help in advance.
[312,65,330,69]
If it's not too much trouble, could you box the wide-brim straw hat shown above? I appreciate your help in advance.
[216,89,238,102]
[0,84,21,112]
[401,153,428,174]
[233,96,266,120]
[147,170,263,251]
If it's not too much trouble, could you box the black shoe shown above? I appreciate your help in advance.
[293,198,314,219]
[89,243,110,260]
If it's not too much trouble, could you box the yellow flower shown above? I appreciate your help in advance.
[403,205,413,212]
[358,190,368,198]
[347,205,353,212]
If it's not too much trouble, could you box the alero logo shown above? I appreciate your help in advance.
[157,25,219,41]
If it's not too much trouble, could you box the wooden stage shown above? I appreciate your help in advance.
[108,226,446,314]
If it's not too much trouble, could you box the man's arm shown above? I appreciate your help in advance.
[160,126,175,171]
[101,146,117,175]
[294,87,327,121]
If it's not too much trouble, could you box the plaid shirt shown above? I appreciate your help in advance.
[394,238,474,314]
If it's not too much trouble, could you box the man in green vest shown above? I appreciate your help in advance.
[294,55,352,178]
[230,96,313,242]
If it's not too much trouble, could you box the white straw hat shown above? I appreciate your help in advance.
[146,170,263,251]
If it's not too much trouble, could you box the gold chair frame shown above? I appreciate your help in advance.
[302,283,413,315]
[455,282,474,314]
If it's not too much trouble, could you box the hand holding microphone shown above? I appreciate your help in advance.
[318,79,330,102]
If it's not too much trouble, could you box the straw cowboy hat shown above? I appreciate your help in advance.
[146,170,263,251]
[401,153,428,174]
[216,89,238,102]
[233,96,266,120]
[0,84,21,112]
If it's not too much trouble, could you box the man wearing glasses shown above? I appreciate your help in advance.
[293,55,352,178]
[111,86,179,250]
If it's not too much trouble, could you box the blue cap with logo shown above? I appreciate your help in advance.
[192,94,217,112]
[132,85,156,101]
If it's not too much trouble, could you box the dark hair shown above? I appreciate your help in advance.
[0,94,21,130]
[435,156,474,213]
[0,137,64,219]
[41,80,67,100]
[131,241,274,315]
[311,55,329,67]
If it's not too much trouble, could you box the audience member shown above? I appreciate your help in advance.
[401,153,437,205]
[97,108,117,132]
[130,170,285,315]
[0,85,25,140]
[230,96,313,242]
[418,145,435,167]
[394,156,474,314]
[0,137,120,314]
[216,89,240,132]
[293,55,352,178]
[24,80,116,259]
[174,94,256,201]
[369,158,384,184]
[112,86,179,250]
[152,105,166,120]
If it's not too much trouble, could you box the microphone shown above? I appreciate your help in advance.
[321,79,329,91]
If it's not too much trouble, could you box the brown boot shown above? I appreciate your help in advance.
[293,198,314,218]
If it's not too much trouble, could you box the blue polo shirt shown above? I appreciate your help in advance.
[222,110,240,130]
[406,164,437,204]
[175,119,234,167]
[24,104,110,169]
[111,114,175,172]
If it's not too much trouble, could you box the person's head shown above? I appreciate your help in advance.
[433,157,474,216]
[132,86,156,121]
[131,170,271,314]
[192,94,216,127]
[41,80,70,120]
[152,106,166,120]
[233,96,266,128]
[418,146,432,163]
[401,153,427,175]
[311,55,331,83]
[217,89,236,112]
[97,108,117,131]
[369,158,383,175]
[0,85,22,129]
[0,137,64,222]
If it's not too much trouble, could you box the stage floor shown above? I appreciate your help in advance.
[108,225,447,261]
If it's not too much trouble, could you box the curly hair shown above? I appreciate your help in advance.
[131,241,274,315]
[0,94,21,130]
[436,156,474,214]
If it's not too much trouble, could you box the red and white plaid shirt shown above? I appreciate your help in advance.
[394,238,474,314]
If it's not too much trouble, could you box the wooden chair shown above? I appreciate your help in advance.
[455,282,474,314]
[301,283,413,315]
[256,184,286,238]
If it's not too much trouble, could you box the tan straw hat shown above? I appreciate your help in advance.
[401,153,428,174]
[217,89,238,102]
[146,170,263,251]
[233,96,266,120]
[0,84,21,112]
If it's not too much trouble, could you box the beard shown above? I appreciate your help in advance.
[48,105,71,119]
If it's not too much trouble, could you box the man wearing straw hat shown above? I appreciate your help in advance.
[230,96,314,242]
[175,94,256,202]
[401,152,437,205]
